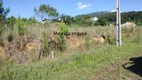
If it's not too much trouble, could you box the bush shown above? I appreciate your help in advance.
[42,31,49,56]
[58,24,68,51]
[94,18,107,26]
[85,36,91,49]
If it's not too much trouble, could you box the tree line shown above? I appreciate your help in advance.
[1,1,142,29]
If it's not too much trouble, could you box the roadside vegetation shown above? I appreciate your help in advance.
[0,1,142,80]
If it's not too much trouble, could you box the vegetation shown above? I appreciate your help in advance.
[58,24,68,51]
[0,2,10,35]
[75,11,142,25]
[0,1,142,80]
[0,27,142,80]
[34,4,59,20]
[42,31,49,57]
[60,14,74,25]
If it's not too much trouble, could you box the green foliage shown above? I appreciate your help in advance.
[48,6,59,19]
[34,4,59,20]
[100,11,142,25]
[6,16,16,29]
[0,1,10,35]
[60,14,74,25]
[58,24,68,51]
[0,2,10,23]
[74,11,110,26]
[60,24,68,34]
[94,18,107,26]
[15,16,37,35]
[85,36,91,49]
[6,16,37,29]
[75,11,142,26]
[28,16,37,23]
[0,39,142,80]
[74,15,94,26]
[75,11,110,19]
[42,31,49,56]
[16,16,25,35]
[133,35,141,44]
[0,26,142,80]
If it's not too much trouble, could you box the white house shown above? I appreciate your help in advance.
[91,17,98,21]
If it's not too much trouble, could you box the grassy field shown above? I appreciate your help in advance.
[0,26,142,80]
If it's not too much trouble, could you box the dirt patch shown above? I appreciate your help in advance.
[65,36,80,48]
[92,36,105,43]
[25,42,36,52]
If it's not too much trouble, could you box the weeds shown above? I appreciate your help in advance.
[58,24,68,52]
[0,23,141,80]
[42,31,48,56]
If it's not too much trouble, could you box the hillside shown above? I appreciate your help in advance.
[75,11,142,25]
[1,1,142,80]
[74,11,111,18]
[0,26,142,80]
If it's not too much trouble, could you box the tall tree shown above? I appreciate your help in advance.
[34,4,59,21]
[0,1,10,24]
[0,1,10,35]
[60,14,73,25]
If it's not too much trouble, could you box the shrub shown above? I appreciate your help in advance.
[16,16,27,35]
[85,36,91,49]
[58,24,68,51]
[94,18,107,26]
[42,31,49,57]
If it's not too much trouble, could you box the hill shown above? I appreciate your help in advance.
[75,11,142,25]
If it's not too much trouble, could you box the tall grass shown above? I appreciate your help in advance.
[0,38,141,80]
[0,25,141,80]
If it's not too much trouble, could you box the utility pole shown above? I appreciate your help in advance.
[116,0,122,46]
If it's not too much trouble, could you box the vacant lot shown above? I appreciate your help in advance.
[0,26,142,80]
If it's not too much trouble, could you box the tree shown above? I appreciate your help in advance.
[94,18,107,26]
[6,16,16,29]
[84,15,91,19]
[59,24,68,51]
[0,2,10,24]
[73,14,93,26]
[28,16,37,23]
[60,14,66,23]
[60,14,74,25]
[34,4,59,21]
[16,16,25,35]
[48,6,59,19]
[0,1,10,35]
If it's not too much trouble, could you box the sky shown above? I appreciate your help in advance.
[3,0,142,21]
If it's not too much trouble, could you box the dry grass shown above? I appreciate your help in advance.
[0,23,142,80]
[1,22,139,64]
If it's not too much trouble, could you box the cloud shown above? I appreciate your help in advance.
[111,10,122,13]
[76,2,92,10]
[111,10,116,12]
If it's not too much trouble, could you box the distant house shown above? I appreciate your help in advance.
[91,17,98,21]
[121,22,136,27]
